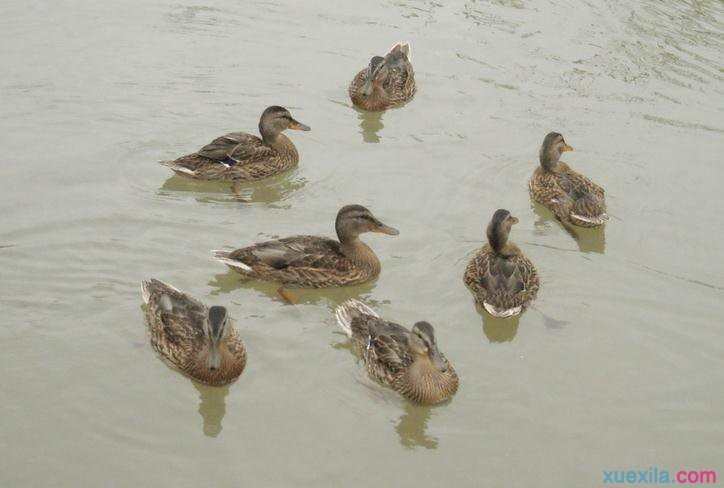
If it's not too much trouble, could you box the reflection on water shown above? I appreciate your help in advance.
[531,201,606,254]
[357,110,384,143]
[208,270,378,306]
[158,171,306,205]
[192,381,229,438]
[396,403,438,450]
[481,308,520,343]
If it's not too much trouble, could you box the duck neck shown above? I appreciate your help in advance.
[539,151,560,172]
[487,227,509,255]
[339,235,381,274]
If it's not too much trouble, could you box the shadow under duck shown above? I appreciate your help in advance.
[160,106,310,182]
[335,299,458,405]
[212,204,398,289]
[464,209,539,318]
[349,43,416,111]
[529,132,608,227]
[141,279,246,386]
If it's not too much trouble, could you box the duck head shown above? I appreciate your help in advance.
[259,105,310,144]
[409,321,447,372]
[487,209,519,254]
[539,132,573,171]
[335,204,399,242]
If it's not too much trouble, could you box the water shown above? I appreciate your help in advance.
[1,1,723,486]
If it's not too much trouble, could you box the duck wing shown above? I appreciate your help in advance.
[197,132,273,165]
[229,236,351,272]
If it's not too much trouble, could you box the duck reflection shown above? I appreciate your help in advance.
[531,201,606,254]
[357,110,384,143]
[158,171,306,205]
[208,270,377,305]
[192,381,229,438]
[396,403,438,450]
[481,306,520,343]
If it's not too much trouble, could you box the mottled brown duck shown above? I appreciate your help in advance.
[529,132,608,227]
[141,279,246,386]
[463,209,539,318]
[212,205,398,293]
[349,43,416,111]
[335,299,458,405]
[159,106,310,183]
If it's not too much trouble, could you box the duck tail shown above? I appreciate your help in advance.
[159,159,196,176]
[335,299,379,337]
[388,41,412,60]
[212,250,253,273]
[141,278,182,304]
[483,301,522,318]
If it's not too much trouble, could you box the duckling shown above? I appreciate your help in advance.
[529,132,608,227]
[159,106,310,183]
[464,209,539,318]
[212,205,398,290]
[335,299,458,405]
[141,279,246,386]
[349,43,416,111]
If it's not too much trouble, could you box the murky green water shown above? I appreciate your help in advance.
[1,1,723,486]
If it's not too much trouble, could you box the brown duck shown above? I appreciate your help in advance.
[212,205,398,289]
[159,106,310,182]
[335,299,459,405]
[141,279,246,386]
[529,132,608,227]
[464,209,539,318]
[349,43,416,111]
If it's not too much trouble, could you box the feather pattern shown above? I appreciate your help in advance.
[335,300,458,405]
[141,279,246,386]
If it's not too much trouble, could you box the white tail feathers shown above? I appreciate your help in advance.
[335,299,379,337]
[483,301,522,318]
[571,212,609,225]
[141,278,182,304]
[211,250,253,272]
[159,160,196,175]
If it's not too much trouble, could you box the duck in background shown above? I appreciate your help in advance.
[349,43,416,111]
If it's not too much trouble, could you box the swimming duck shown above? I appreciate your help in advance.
[159,106,310,182]
[212,205,398,290]
[349,43,416,111]
[335,299,458,405]
[463,209,539,318]
[141,279,246,386]
[529,132,608,227]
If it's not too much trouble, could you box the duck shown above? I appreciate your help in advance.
[335,299,458,405]
[463,209,539,318]
[159,106,310,183]
[529,132,608,227]
[349,42,416,111]
[212,204,398,292]
[141,279,246,386]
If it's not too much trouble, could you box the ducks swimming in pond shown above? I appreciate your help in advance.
[529,132,608,227]
[160,106,310,183]
[213,204,398,290]
[464,209,539,318]
[335,299,458,405]
[141,279,247,386]
[349,42,416,111]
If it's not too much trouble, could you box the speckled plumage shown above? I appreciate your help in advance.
[349,43,416,111]
[141,279,246,386]
[335,300,458,405]
[213,205,398,289]
[464,210,539,317]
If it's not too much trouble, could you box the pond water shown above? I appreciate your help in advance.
[1,0,723,486]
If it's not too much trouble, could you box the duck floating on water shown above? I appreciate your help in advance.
[335,299,458,405]
[160,106,310,183]
[349,43,416,111]
[141,279,246,386]
[464,209,539,318]
[529,132,608,227]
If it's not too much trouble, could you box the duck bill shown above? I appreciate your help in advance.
[288,119,311,131]
[510,216,519,225]
[561,144,574,152]
[207,345,221,371]
[374,222,399,236]
[360,77,374,97]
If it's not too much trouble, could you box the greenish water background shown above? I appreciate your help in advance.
[1,1,723,486]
